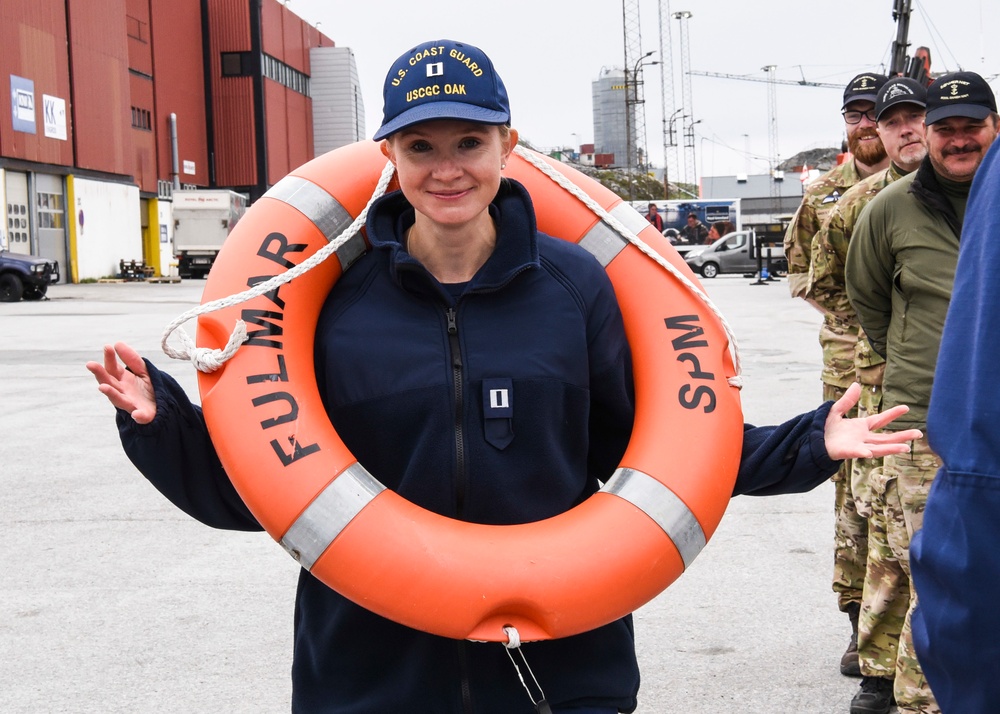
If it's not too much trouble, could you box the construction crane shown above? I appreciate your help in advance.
[690,67,842,189]
[688,69,841,88]
[890,0,913,76]
[890,0,931,83]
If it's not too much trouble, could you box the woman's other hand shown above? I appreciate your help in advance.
[824,382,923,460]
[86,342,157,424]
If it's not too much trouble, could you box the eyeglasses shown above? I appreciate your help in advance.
[842,109,877,124]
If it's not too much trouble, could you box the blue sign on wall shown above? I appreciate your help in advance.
[10,75,36,134]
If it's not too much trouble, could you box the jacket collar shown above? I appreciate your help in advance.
[365,179,540,296]
[909,155,962,238]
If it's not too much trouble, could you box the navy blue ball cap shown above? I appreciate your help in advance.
[843,72,889,110]
[925,71,997,125]
[875,76,927,121]
[373,39,511,141]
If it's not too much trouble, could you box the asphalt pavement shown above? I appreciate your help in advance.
[1,274,871,713]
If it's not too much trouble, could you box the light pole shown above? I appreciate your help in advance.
[684,118,701,192]
[664,107,684,198]
[635,60,659,173]
[625,50,656,200]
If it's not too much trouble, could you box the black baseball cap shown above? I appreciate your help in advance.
[373,39,510,141]
[842,73,889,110]
[925,71,997,125]
[875,77,928,121]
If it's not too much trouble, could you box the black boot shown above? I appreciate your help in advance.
[850,675,894,714]
[841,602,861,677]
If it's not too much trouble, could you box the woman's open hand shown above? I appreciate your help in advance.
[86,342,157,424]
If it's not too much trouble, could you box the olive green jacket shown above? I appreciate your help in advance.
[845,158,967,429]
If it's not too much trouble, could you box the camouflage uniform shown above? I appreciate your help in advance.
[882,437,942,713]
[809,165,910,685]
[785,160,865,614]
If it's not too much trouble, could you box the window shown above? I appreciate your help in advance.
[722,234,745,251]
[126,15,148,43]
[260,53,310,97]
[37,191,64,230]
[131,107,152,131]
[222,52,249,77]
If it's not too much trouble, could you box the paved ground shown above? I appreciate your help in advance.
[1,274,873,713]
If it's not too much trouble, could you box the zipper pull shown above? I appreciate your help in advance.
[446,307,462,368]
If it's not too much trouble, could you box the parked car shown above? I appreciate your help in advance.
[683,230,785,278]
[0,248,60,301]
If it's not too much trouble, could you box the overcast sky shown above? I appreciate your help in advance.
[292,0,999,178]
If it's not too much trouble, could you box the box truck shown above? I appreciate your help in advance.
[172,190,248,279]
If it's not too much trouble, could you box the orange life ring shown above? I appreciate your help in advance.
[196,140,743,643]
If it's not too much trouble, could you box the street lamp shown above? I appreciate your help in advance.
[684,118,702,190]
[666,108,685,147]
[625,50,656,200]
[684,118,702,147]
[664,108,685,199]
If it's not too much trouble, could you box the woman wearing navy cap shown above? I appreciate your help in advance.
[88,39,920,713]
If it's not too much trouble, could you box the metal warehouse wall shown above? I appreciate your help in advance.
[259,0,322,187]
[310,47,366,155]
[262,83,313,185]
[125,0,156,193]
[129,73,158,192]
[149,0,210,187]
[0,0,75,166]
[5,0,333,195]
[67,0,133,175]
[205,0,257,188]
[126,0,153,77]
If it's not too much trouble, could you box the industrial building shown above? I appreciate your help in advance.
[2,0,363,282]
[700,173,805,225]
[591,67,633,169]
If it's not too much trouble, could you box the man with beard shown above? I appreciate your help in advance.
[783,72,889,678]
[808,76,929,714]
[846,70,999,714]
[910,138,1000,714]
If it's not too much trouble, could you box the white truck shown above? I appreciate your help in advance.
[172,189,248,279]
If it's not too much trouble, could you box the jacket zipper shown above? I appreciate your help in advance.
[446,305,474,713]
[446,306,468,517]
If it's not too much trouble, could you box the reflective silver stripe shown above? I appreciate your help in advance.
[600,467,706,569]
[264,175,366,271]
[280,463,386,570]
[612,202,656,239]
[577,203,646,267]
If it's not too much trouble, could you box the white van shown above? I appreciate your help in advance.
[682,230,785,278]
